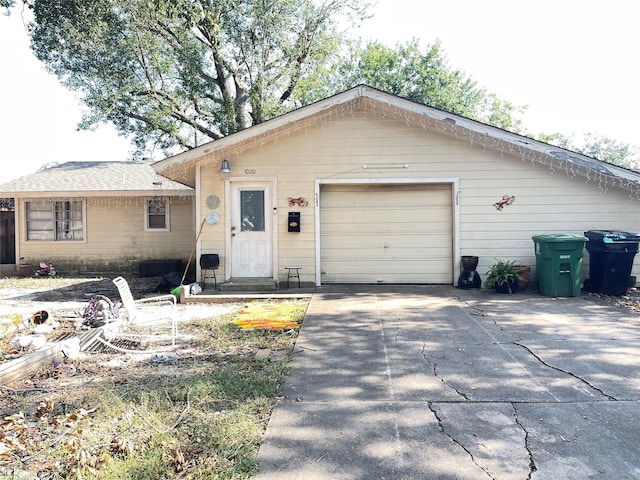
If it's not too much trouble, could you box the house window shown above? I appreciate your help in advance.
[25,200,84,241]
[146,197,170,231]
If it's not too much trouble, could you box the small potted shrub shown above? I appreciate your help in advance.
[484,259,523,294]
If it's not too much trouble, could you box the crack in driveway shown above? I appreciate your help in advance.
[428,402,495,479]
[422,343,470,401]
[512,403,537,480]
[513,341,617,401]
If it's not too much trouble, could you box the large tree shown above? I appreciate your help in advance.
[14,0,635,168]
[26,0,369,153]
[295,39,526,132]
[24,0,528,157]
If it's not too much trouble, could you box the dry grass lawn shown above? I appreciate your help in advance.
[0,276,308,479]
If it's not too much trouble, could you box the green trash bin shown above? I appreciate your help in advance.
[532,234,588,297]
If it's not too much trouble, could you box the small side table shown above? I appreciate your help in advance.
[285,266,302,288]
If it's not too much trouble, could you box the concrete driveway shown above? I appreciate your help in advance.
[256,285,640,479]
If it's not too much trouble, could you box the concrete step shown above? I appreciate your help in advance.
[215,279,277,292]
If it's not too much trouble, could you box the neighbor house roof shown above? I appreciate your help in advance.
[0,161,193,198]
[153,85,640,196]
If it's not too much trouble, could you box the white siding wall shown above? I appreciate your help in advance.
[196,110,640,284]
[199,170,228,278]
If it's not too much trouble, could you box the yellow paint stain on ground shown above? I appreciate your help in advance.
[233,302,303,330]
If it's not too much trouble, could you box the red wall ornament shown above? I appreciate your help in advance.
[288,197,308,207]
[494,195,515,211]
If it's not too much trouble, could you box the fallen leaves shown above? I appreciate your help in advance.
[174,446,186,472]
[0,285,307,478]
[111,436,136,457]
[0,401,100,476]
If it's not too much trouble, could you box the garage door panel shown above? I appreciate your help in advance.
[321,218,451,235]
[322,206,450,222]
[322,259,452,283]
[321,198,451,209]
[321,233,453,250]
[321,184,450,205]
[320,183,453,284]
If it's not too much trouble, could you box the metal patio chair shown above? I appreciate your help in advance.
[92,276,178,353]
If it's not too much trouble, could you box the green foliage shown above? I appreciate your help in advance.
[25,0,526,157]
[537,132,639,169]
[576,133,638,169]
[27,0,371,155]
[31,0,640,169]
[8,0,635,172]
[350,40,486,118]
[478,93,527,133]
[294,38,526,130]
[483,259,523,293]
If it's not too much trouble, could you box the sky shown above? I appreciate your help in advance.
[1,0,638,182]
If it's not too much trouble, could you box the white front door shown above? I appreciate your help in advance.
[230,182,272,278]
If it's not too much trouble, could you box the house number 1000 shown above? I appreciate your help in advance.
[244,169,256,175]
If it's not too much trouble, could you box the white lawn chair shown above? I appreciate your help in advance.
[93,276,178,353]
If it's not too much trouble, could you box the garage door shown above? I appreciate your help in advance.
[320,183,453,283]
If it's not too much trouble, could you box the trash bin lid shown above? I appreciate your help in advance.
[532,233,588,242]
[584,230,640,243]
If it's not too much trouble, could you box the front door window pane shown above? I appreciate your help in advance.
[240,190,265,232]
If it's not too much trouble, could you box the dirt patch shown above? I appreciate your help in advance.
[0,276,243,405]
[1,275,241,382]
[1,276,236,370]
[1,275,162,303]
[0,276,307,478]
[586,287,640,313]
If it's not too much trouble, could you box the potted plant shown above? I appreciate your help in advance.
[514,264,531,291]
[484,259,523,294]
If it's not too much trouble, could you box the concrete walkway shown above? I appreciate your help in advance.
[256,285,640,479]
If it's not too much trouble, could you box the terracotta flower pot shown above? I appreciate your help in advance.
[515,265,531,291]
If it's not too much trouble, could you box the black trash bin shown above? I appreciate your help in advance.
[584,230,640,296]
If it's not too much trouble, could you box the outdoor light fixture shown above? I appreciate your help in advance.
[220,159,231,180]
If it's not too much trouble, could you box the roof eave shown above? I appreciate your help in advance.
[3,189,194,198]
[153,85,640,195]
[152,86,368,181]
